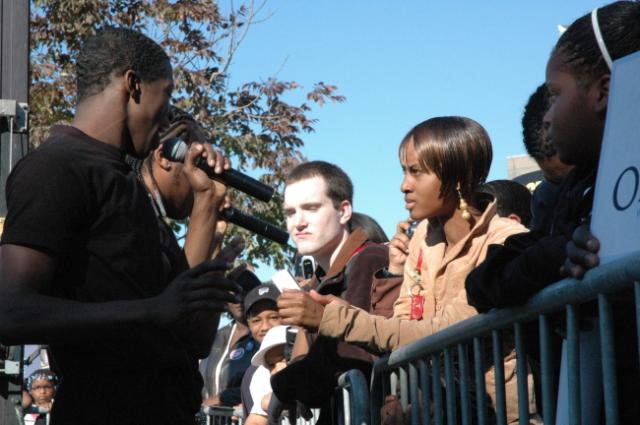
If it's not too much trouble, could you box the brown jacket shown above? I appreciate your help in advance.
[271,228,388,408]
[319,202,539,423]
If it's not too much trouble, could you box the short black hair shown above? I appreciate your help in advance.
[76,27,172,102]
[522,84,555,161]
[286,161,354,208]
[476,180,532,228]
[554,1,640,82]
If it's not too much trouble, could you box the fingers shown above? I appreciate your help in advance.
[569,243,599,269]
[277,289,307,309]
[186,275,241,294]
[218,236,245,263]
[220,195,232,211]
[188,299,229,313]
[573,224,600,253]
[396,220,410,234]
[183,258,232,278]
[227,263,248,280]
[185,284,239,303]
[308,290,338,306]
[562,258,586,279]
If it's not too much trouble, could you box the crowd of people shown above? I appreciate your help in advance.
[0,1,639,424]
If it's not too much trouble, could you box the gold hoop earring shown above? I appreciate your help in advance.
[458,189,471,221]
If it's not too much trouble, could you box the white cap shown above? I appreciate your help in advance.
[251,325,288,367]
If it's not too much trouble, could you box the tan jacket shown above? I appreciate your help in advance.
[319,202,539,423]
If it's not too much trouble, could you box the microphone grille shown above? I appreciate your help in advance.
[162,138,188,161]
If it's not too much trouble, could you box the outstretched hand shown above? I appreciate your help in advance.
[153,258,241,326]
[277,289,346,330]
[562,224,600,279]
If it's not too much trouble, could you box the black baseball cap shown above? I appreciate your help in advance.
[243,283,281,317]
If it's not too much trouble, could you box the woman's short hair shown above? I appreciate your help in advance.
[399,116,492,200]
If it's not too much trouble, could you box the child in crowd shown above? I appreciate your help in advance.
[240,283,283,425]
[23,369,58,425]
[279,116,533,423]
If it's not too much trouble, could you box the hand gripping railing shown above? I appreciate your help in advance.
[363,251,640,425]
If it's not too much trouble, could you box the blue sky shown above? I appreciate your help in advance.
[221,0,608,279]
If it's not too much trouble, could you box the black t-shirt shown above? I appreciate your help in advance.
[2,126,200,424]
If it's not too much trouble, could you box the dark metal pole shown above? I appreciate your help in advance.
[0,1,29,424]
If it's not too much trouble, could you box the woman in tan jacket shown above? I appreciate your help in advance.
[278,116,537,423]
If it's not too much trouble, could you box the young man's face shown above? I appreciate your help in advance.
[544,52,606,168]
[247,301,282,343]
[128,76,174,157]
[284,176,350,259]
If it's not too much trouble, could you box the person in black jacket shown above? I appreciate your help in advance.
[466,3,640,422]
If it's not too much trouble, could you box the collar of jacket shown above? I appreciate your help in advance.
[427,199,498,267]
[310,227,370,292]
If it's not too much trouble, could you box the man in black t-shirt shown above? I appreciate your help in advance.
[0,28,239,425]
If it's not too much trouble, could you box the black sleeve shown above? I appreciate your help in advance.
[1,152,88,257]
[218,387,242,406]
[465,231,567,313]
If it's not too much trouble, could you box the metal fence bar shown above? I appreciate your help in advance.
[431,353,444,425]
[368,253,640,425]
[492,330,507,425]
[473,337,487,425]
[388,253,640,366]
[566,304,581,425]
[399,366,409,410]
[598,294,619,425]
[443,347,457,425]
[457,344,471,425]
[538,314,556,425]
[371,358,391,425]
[418,360,430,425]
[514,322,529,424]
[409,363,420,425]
[338,369,371,425]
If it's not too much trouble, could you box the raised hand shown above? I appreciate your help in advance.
[153,258,240,326]
[388,220,412,275]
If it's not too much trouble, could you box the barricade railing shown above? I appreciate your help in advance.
[361,251,640,425]
[337,369,371,425]
[200,406,242,425]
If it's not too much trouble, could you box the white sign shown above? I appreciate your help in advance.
[591,50,640,263]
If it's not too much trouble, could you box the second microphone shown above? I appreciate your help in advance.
[162,137,275,203]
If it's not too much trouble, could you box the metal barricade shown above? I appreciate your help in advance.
[200,406,243,425]
[358,251,640,425]
[337,369,370,425]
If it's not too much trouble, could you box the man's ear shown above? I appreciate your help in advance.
[153,144,172,171]
[124,70,141,103]
[338,200,352,225]
[594,73,610,115]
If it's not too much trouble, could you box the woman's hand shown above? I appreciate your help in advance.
[388,220,412,275]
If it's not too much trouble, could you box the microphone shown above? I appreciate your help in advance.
[162,138,275,203]
[219,207,289,245]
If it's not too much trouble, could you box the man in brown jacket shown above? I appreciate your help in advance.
[273,161,389,421]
